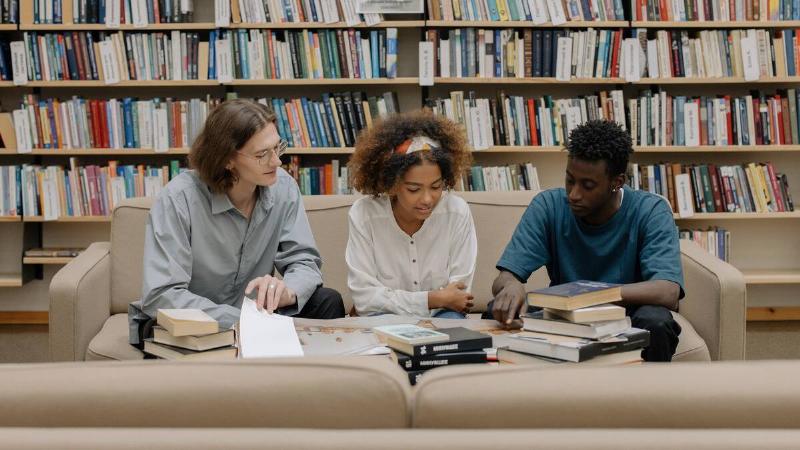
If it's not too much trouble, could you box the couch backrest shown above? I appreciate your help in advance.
[0,358,409,428]
[110,197,153,314]
[412,361,800,429]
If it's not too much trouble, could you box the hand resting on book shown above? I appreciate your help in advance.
[245,275,297,313]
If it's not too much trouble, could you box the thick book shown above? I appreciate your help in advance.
[372,324,450,345]
[527,281,622,311]
[522,311,631,340]
[156,309,218,337]
[383,327,493,357]
[493,328,650,363]
[392,349,488,371]
[543,304,626,323]
[153,326,235,351]
[497,348,642,366]
[143,339,236,361]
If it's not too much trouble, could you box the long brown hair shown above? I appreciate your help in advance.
[188,99,277,193]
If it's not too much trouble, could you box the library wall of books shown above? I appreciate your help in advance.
[0,0,798,359]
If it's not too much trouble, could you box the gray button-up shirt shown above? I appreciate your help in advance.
[128,169,322,344]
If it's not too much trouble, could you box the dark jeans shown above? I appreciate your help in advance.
[137,286,345,352]
[481,300,682,362]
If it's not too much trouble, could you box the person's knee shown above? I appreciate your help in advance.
[318,287,346,317]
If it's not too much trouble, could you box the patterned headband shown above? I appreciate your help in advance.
[394,135,441,155]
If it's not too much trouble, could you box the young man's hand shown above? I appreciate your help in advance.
[245,275,296,312]
[491,271,526,327]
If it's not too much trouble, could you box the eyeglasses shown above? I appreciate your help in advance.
[238,139,288,165]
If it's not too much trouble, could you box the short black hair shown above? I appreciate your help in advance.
[566,120,633,177]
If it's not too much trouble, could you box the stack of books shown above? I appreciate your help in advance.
[374,324,493,385]
[143,309,237,361]
[495,281,649,365]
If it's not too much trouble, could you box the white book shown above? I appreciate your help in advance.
[216,39,233,82]
[110,177,127,209]
[622,38,640,82]
[545,0,566,24]
[555,37,572,81]
[154,108,169,152]
[741,33,759,81]
[42,171,60,221]
[215,0,231,26]
[134,0,149,27]
[10,41,28,85]
[99,40,120,84]
[675,173,695,218]
[531,0,549,23]
[646,39,658,78]
[419,41,434,86]
[684,101,699,146]
[12,109,32,153]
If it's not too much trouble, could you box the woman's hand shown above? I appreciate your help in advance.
[245,275,296,313]
[429,282,475,313]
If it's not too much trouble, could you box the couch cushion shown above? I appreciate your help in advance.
[0,358,409,428]
[110,198,153,314]
[672,312,710,361]
[413,361,800,429]
[86,313,144,361]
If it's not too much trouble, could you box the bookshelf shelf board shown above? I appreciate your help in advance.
[425,20,628,28]
[477,146,565,153]
[674,212,800,220]
[743,270,800,285]
[23,216,112,223]
[23,257,74,265]
[20,22,217,31]
[229,21,425,29]
[747,307,800,321]
[4,148,192,156]
[631,20,800,28]
[0,81,14,87]
[0,216,21,222]
[0,311,48,324]
[0,275,23,288]
[633,77,800,85]
[633,145,800,153]
[285,147,355,154]
[434,77,624,84]
[0,24,16,31]
[225,77,419,85]
[23,80,219,87]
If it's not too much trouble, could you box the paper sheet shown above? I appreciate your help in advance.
[238,297,304,358]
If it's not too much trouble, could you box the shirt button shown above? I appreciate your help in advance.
[410,241,414,245]
[414,281,418,285]
[412,259,416,263]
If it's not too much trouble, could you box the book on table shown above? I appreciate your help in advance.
[153,326,235,352]
[143,339,237,361]
[492,328,650,363]
[497,348,643,366]
[391,349,488,371]
[527,281,622,311]
[156,309,219,337]
[522,310,632,340]
[377,326,493,357]
[543,303,626,323]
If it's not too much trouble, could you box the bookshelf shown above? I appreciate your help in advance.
[0,0,796,359]
[22,257,74,265]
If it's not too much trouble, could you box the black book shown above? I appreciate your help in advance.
[542,30,552,78]
[407,369,426,385]
[333,93,353,146]
[378,29,386,78]
[390,327,493,357]
[532,30,542,77]
[394,350,488,371]
[342,92,359,144]
[352,91,367,134]
[495,328,650,363]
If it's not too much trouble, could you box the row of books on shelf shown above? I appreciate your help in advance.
[629,28,800,80]
[460,163,542,191]
[628,161,794,214]
[630,89,800,147]
[33,0,195,24]
[632,0,800,22]
[427,0,625,22]
[425,28,623,79]
[14,30,205,82]
[0,160,184,218]
[8,95,219,151]
[231,0,383,26]
[210,28,399,81]
[679,227,730,261]
[283,156,352,194]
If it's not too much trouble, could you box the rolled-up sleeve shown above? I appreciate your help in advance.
[141,192,240,329]
[346,210,429,317]
[273,184,323,315]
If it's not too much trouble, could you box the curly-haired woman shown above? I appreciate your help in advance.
[345,110,478,318]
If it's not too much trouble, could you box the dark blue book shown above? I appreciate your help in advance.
[321,93,340,147]
[122,98,134,148]
[527,281,622,311]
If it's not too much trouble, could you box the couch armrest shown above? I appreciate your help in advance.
[679,240,746,361]
[49,242,112,362]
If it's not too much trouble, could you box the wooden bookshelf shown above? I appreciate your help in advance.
[0,311,48,324]
[23,216,112,223]
[22,257,75,265]
[633,76,800,85]
[20,22,218,31]
[747,307,800,321]
[0,216,21,223]
[229,20,425,28]
[0,24,16,31]
[434,77,625,84]
[631,20,800,28]
[634,145,800,153]
[0,275,23,288]
[226,78,420,86]
[674,212,800,220]
[425,20,628,27]
[743,270,800,285]
[23,80,220,88]
[0,148,191,156]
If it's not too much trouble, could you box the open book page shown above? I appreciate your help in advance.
[238,297,304,358]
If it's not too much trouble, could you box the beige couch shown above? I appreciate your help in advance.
[49,191,746,362]
[0,358,799,449]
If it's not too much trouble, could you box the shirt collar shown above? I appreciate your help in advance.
[210,184,273,215]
